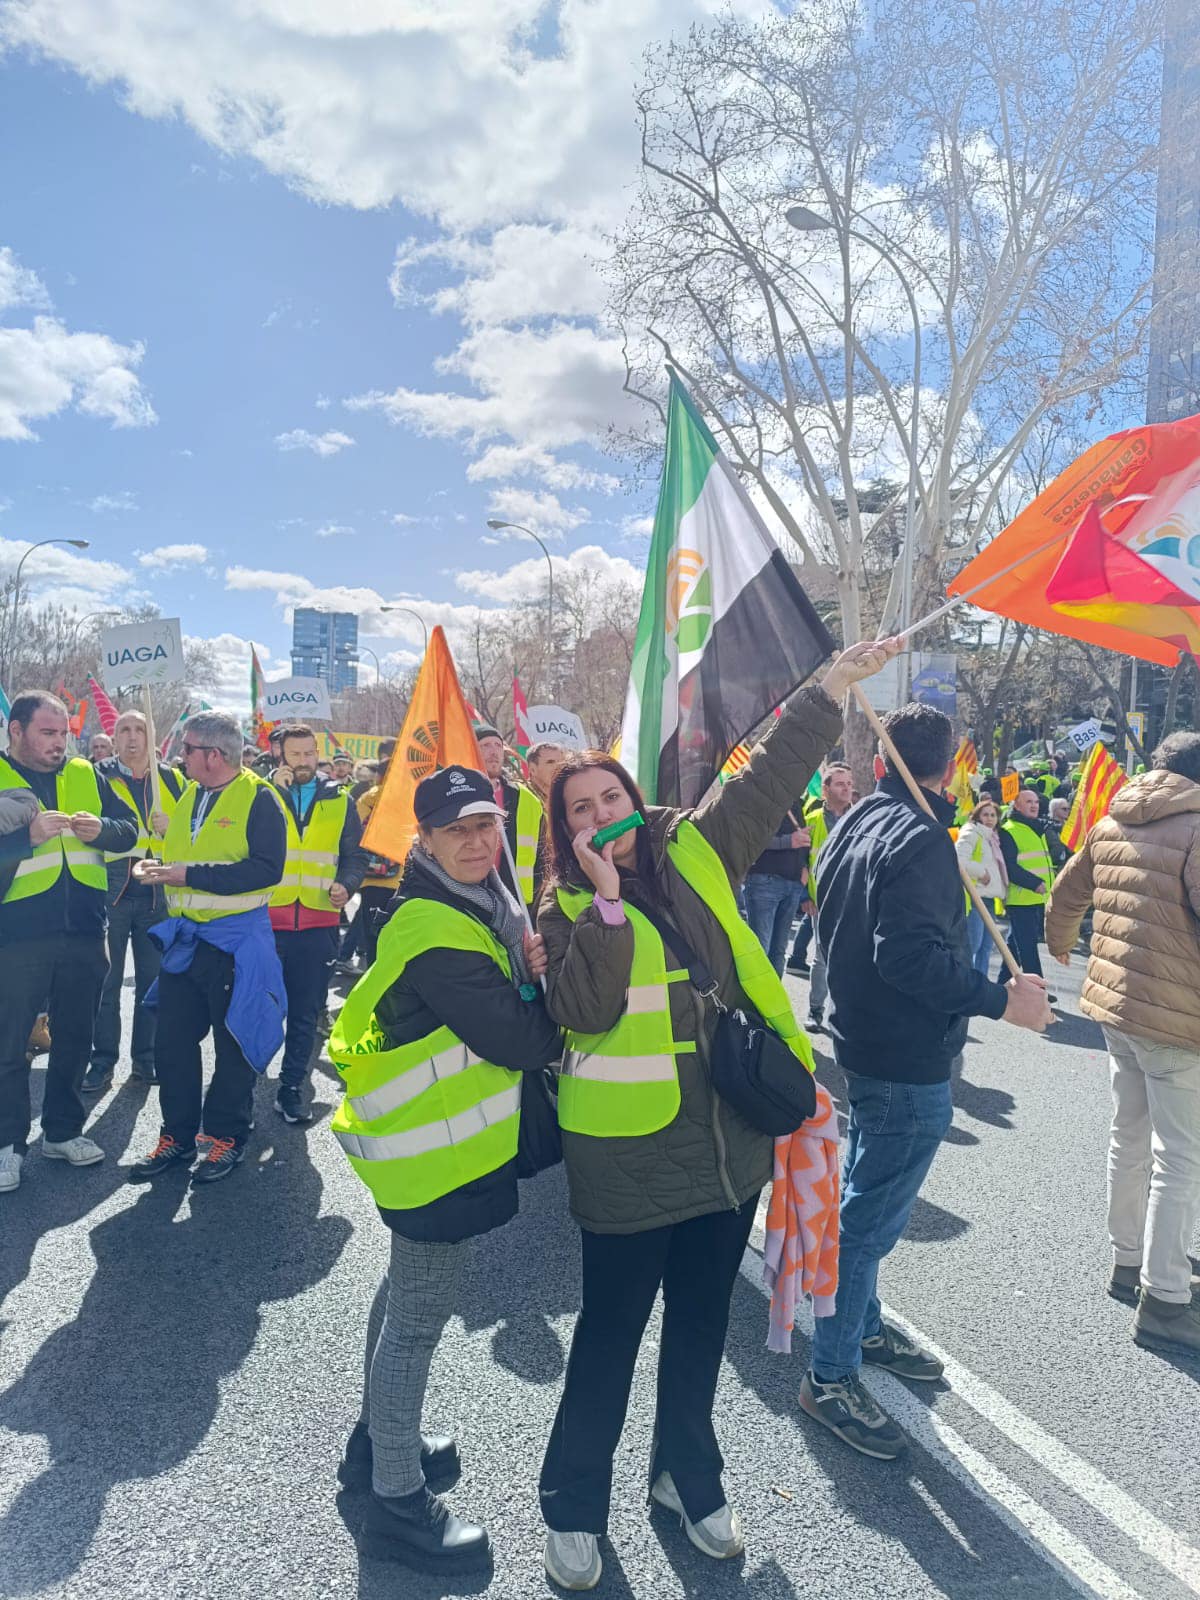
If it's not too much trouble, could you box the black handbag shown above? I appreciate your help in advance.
[634,900,817,1137]
[516,1067,563,1178]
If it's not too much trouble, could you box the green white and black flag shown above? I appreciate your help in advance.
[620,372,835,807]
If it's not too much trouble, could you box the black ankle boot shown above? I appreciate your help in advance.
[360,1485,490,1569]
[338,1423,461,1492]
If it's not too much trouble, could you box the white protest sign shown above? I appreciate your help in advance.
[99,617,185,691]
[1066,717,1102,753]
[260,675,333,722]
[526,704,587,751]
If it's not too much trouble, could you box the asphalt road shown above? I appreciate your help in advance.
[1,955,1198,1600]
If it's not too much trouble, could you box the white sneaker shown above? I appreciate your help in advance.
[544,1530,602,1591]
[0,1146,23,1192]
[41,1135,105,1167]
[651,1471,744,1559]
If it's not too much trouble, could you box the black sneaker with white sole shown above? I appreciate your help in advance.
[799,1370,906,1459]
[190,1136,246,1185]
[861,1319,945,1382]
[275,1085,313,1124]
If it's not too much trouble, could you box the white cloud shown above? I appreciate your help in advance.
[485,486,587,537]
[467,443,618,493]
[0,246,52,313]
[348,322,640,452]
[0,280,157,442]
[391,512,419,526]
[455,542,643,604]
[315,521,355,538]
[0,535,133,610]
[89,489,139,514]
[274,428,355,456]
[137,542,209,570]
[186,631,273,712]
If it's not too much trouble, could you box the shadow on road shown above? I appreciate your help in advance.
[721,1276,1080,1599]
[0,1076,352,1598]
[0,1072,149,1344]
[1041,1011,1106,1053]
[457,1165,578,1386]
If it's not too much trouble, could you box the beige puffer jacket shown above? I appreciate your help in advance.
[1044,770,1200,1049]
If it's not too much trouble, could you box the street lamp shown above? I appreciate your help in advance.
[785,205,921,702]
[69,608,121,647]
[359,645,382,685]
[3,538,91,680]
[379,606,429,654]
[485,519,555,678]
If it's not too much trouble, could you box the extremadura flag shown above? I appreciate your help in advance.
[620,372,834,807]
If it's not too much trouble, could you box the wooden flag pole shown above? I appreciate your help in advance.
[141,685,164,820]
[850,682,1022,979]
[893,532,1067,646]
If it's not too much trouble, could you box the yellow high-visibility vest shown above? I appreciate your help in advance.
[555,820,815,1138]
[270,788,347,912]
[1002,818,1053,907]
[0,755,107,902]
[328,898,526,1208]
[103,765,184,862]
[161,769,276,920]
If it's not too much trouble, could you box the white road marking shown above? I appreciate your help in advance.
[741,1240,1200,1599]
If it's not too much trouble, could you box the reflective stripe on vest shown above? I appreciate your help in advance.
[270,792,346,912]
[327,897,527,1209]
[161,769,274,920]
[333,1084,521,1164]
[514,785,543,906]
[0,756,107,903]
[1002,818,1053,907]
[103,767,182,861]
[555,819,815,1139]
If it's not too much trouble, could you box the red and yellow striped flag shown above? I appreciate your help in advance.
[719,741,751,782]
[949,737,978,811]
[1060,740,1126,850]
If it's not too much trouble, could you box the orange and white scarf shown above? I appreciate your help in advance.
[762,1082,840,1353]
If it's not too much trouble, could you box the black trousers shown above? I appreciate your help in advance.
[155,941,255,1145]
[1007,903,1045,979]
[359,886,395,967]
[92,888,161,1074]
[274,926,337,1086]
[540,1199,758,1536]
[0,933,108,1152]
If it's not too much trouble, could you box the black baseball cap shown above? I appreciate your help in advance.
[472,721,503,744]
[415,766,505,829]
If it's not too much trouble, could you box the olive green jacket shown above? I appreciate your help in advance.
[537,685,843,1233]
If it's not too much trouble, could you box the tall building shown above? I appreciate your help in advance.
[1146,0,1200,425]
[291,607,359,694]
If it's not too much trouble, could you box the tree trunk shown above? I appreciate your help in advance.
[836,572,879,792]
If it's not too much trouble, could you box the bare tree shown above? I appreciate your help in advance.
[612,1,1165,765]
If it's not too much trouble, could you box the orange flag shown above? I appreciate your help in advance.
[1000,772,1020,805]
[361,626,484,863]
[947,414,1200,667]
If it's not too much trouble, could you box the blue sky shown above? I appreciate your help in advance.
[0,0,735,704]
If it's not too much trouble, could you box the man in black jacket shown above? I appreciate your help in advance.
[799,703,1051,1460]
[0,690,138,1192]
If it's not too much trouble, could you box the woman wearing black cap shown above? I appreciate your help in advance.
[328,765,562,1572]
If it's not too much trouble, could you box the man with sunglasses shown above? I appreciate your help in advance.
[129,711,287,1186]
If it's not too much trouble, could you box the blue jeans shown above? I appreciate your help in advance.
[965,904,991,975]
[811,1072,953,1379]
[742,873,805,974]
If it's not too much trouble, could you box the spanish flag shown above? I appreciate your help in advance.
[361,626,484,863]
[1060,740,1126,851]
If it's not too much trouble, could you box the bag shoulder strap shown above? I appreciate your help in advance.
[627,893,722,1005]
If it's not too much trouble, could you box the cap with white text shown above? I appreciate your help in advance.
[415,766,505,829]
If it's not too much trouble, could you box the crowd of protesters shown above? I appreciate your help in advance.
[1,666,1197,1588]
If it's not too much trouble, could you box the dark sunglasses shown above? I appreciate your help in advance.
[181,743,215,756]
